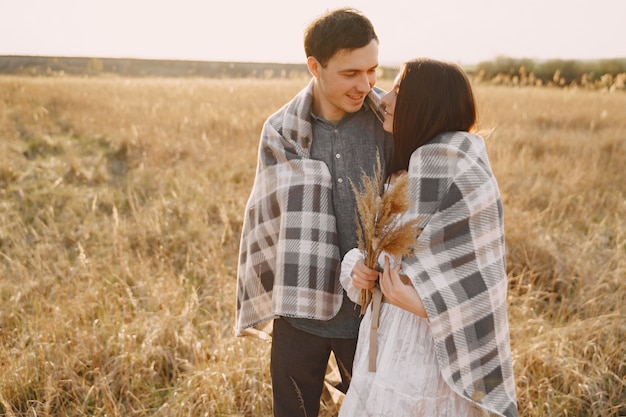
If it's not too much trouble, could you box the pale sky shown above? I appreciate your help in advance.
[1,0,625,66]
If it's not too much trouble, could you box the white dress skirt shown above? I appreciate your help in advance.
[339,298,485,417]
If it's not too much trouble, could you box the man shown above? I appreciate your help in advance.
[235,8,392,416]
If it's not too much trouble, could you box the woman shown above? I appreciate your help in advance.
[339,59,518,416]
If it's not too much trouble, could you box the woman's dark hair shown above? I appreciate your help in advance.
[390,58,477,172]
[304,8,378,67]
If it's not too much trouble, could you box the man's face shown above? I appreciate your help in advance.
[308,39,379,122]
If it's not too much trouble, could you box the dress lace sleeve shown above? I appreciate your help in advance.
[340,248,364,304]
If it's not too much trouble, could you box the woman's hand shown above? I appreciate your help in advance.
[379,256,427,318]
[351,259,379,290]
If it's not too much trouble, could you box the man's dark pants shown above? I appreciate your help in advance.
[270,318,357,417]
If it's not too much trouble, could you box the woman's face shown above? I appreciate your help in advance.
[381,73,401,133]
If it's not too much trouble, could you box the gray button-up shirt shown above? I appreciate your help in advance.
[285,101,393,338]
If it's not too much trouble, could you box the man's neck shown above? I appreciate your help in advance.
[311,86,345,124]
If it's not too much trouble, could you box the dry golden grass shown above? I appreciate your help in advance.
[0,76,624,416]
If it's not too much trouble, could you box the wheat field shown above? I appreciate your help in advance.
[0,75,624,416]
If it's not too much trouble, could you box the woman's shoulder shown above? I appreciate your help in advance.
[428,131,485,148]
[408,132,490,178]
[415,132,487,161]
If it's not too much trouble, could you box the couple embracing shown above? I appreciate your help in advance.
[235,7,517,417]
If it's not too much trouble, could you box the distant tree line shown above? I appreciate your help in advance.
[472,56,626,91]
[1,55,625,90]
[0,56,314,79]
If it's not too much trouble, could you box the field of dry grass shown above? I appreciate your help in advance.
[0,75,624,416]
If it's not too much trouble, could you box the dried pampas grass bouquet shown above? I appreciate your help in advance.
[350,155,422,315]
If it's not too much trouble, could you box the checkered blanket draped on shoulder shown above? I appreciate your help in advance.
[402,131,518,417]
[235,79,386,336]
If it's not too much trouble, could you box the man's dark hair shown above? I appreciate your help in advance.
[304,8,378,67]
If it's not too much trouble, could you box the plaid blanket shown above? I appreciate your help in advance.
[236,79,386,336]
[402,131,518,416]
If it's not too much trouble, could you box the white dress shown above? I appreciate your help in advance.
[339,249,485,417]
